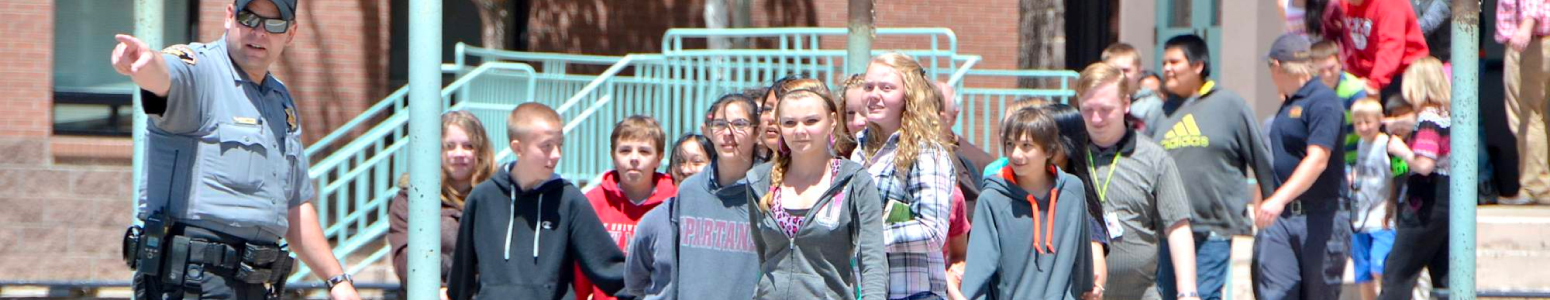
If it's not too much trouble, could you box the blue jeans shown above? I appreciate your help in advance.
[1157,232,1233,300]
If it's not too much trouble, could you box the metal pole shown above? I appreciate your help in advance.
[130,2,162,300]
[408,0,444,299]
[846,0,874,76]
[1449,0,1480,298]
[131,0,164,228]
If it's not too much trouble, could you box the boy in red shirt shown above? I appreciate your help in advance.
[575,115,679,300]
[1338,0,1430,101]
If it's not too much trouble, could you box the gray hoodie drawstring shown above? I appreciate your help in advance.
[503,181,545,261]
[533,195,542,259]
[505,188,516,260]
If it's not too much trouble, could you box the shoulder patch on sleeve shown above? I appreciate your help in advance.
[161,44,197,65]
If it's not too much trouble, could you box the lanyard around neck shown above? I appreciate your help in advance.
[1086,149,1122,203]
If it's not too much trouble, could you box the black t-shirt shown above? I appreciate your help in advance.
[1268,78,1348,202]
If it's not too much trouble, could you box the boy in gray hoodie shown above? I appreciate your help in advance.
[962,106,1095,300]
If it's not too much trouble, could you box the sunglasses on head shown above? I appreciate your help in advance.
[237,10,291,34]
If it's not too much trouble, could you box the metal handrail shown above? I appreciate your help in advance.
[304,66,465,159]
[308,63,538,177]
[945,55,982,88]
[951,68,1080,157]
[458,43,625,69]
[491,54,662,163]
[304,85,408,159]
[662,27,958,54]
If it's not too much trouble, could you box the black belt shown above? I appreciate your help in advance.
[1285,197,1350,215]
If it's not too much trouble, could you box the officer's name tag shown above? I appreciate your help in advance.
[234,117,260,125]
[1104,212,1124,239]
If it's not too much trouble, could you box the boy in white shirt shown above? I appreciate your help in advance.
[1348,98,1396,300]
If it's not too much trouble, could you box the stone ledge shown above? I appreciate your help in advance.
[0,137,48,166]
[49,136,130,167]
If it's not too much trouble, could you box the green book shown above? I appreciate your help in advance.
[885,200,915,224]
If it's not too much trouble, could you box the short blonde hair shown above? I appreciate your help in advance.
[1273,59,1317,77]
[1351,97,1385,120]
[1402,57,1450,111]
[508,103,562,143]
[1101,43,1142,68]
[1310,40,1341,61]
[1075,63,1135,109]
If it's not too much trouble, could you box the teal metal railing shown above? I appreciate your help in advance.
[661,27,961,75]
[289,62,538,282]
[441,28,985,189]
[951,69,1079,157]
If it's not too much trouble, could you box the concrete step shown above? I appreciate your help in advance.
[1477,205,1550,292]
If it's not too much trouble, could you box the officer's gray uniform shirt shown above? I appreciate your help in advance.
[136,36,314,243]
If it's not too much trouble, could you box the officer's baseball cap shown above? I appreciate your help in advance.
[1265,33,1312,62]
[236,0,297,21]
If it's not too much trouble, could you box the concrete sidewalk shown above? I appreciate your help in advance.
[1222,205,1550,300]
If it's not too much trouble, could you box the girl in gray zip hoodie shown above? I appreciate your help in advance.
[745,88,888,300]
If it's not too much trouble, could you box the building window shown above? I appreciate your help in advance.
[53,0,195,136]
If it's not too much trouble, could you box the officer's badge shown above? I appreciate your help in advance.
[161,45,196,65]
[1289,105,1303,119]
[284,107,298,132]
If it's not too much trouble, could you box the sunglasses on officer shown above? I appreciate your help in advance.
[237,9,291,34]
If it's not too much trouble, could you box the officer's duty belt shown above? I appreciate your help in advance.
[177,236,294,285]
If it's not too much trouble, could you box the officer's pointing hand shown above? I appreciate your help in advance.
[112,34,153,75]
[109,34,172,97]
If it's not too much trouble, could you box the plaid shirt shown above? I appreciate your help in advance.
[1497,0,1550,43]
[851,131,954,299]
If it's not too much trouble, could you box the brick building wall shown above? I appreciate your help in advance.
[808,0,1021,74]
[0,0,54,167]
[525,0,1021,73]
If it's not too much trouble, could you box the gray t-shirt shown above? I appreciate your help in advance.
[1351,134,1394,232]
[1144,83,1279,237]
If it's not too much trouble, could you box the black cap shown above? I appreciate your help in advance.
[236,0,297,21]
[1265,33,1312,62]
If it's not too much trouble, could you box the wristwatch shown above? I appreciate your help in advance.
[1177,292,1201,299]
[326,274,354,290]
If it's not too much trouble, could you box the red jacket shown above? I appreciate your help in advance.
[574,170,677,300]
[1339,0,1430,91]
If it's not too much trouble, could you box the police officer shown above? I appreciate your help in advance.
[112,0,361,299]
[1251,33,1353,300]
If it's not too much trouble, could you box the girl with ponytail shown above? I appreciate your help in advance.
[745,85,887,300]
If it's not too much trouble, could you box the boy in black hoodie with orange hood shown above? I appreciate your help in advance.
[448,103,626,300]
